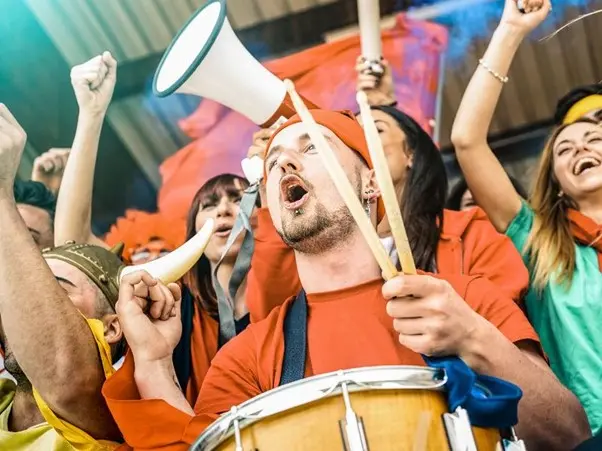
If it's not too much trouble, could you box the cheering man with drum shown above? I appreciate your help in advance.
[103,107,589,450]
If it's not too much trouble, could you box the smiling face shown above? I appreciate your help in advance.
[551,121,602,201]
[264,123,371,254]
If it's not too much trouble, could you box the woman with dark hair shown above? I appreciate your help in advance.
[172,173,254,403]
[245,104,529,321]
[447,175,528,212]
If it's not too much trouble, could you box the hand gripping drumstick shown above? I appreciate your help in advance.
[356,91,417,275]
[284,79,398,281]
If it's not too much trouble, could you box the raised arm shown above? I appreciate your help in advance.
[54,52,116,247]
[0,104,118,439]
[450,0,550,233]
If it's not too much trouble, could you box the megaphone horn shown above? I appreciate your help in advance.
[153,0,317,128]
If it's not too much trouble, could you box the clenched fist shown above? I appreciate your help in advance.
[70,51,117,116]
[31,148,70,194]
[356,57,395,107]
[0,104,27,191]
[116,271,182,364]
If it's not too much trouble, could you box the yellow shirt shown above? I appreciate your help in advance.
[0,319,119,450]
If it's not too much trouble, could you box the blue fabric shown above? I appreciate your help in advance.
[282,290,522,429]
[424,356,522,428]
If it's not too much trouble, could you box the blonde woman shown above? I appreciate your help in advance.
[451,0,601,435]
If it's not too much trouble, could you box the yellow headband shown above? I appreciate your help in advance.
[563,95,602,124]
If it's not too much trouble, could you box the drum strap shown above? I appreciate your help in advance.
[281,289,522,429]
[213,183,259,344]
[279,289,308,385]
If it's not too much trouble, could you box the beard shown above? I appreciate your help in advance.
[279,198,357,254]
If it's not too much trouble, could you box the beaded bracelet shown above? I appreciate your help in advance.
[478,58,509,84]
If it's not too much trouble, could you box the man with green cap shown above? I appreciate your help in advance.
[0,101,180,449]
[0,101,126,449]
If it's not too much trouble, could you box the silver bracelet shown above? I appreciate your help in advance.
[478,58,509,84]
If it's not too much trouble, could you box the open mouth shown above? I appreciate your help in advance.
[214,223,233,237]
[280,174,310,210]
[573,156,601,176]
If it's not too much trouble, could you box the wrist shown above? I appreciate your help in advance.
[458,315,498,372]
[493,23,529,46]
[77,109,107,123]
[134,357,177,390]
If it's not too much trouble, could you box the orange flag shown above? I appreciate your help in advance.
[158,13,448,220]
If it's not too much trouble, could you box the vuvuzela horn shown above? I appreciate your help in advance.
[119,219,215,284]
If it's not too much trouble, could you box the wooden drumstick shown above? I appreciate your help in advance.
[356,91,416,275]
[284,79,398,281]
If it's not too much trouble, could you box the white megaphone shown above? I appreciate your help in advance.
[153,0,316,184]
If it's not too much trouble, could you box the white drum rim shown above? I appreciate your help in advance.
[192,365,447,451]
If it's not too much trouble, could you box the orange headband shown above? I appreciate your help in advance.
[264,109,385,222]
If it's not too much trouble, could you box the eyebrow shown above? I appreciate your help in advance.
[55,276,76,288]
[265,133,314,163]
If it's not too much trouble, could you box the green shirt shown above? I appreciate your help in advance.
[506,201,602,434]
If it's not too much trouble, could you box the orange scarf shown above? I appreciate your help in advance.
[567,209,602,270]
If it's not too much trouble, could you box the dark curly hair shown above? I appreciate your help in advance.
[13,180,56,221]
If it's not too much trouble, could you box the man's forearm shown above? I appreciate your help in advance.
[462,321,590,450]
[0,195,105,413]
[134,358,194,415]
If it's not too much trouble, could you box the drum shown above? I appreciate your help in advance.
[192,366,525,451]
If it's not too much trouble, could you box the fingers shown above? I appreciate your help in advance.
[33,148,70,173]
[119,270,157,304]
[148,282,167,319]
[398,333,437,356]
[357,74,379,90]
[70,52,115,89]
[168,283,182,318]
[382,274,447,301]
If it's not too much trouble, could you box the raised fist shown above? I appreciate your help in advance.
[70,51,117,115]
[31,148,70,194]
[356,57,396,107]
[0,104,27,190]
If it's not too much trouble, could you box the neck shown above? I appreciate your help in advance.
[8,382,45,432]
[577,191,602,224]
[211,260,248,320]
[294,228,382,294]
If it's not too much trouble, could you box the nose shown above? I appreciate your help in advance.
[277,149,302,175]
[216,197,233,218]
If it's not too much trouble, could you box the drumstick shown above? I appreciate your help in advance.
[284,79,398,281]
[356,91,417,275]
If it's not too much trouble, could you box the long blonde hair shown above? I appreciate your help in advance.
[525,118,599,290]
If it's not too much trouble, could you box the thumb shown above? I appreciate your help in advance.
[103,51,118,80]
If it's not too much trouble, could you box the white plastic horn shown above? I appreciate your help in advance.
[119,219,215,284]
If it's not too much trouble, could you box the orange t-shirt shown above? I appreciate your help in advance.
[246,207,529,323]
[103,273,539,450]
